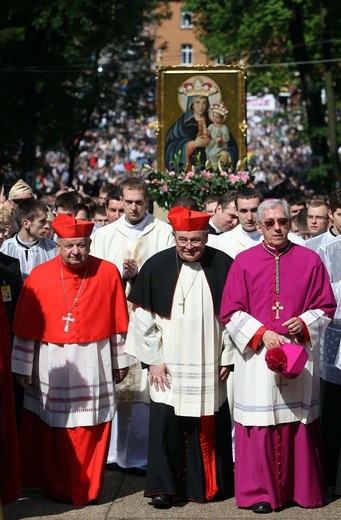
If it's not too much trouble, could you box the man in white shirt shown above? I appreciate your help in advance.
[306,190,341,253]
[1,199,57,280]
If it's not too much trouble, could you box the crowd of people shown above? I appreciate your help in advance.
[0,104,319,201]
[0,172,340,516]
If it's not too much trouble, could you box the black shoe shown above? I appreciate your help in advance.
[251,502,273,514]
[150,494,173,509]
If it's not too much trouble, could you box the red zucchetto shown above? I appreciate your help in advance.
[52,213,94,238]
[168,206,210,231]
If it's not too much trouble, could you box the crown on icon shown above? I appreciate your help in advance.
[178,77,218,97]
[209,102,229,116]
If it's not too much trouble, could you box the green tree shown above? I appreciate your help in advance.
[184,0,341,187]
[0,0,170,182]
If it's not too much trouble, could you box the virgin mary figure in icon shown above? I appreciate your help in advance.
[165,75,238,171]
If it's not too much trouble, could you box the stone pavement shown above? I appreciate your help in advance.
[3,468,340,520]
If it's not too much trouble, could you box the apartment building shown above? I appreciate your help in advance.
[150,1,219,67]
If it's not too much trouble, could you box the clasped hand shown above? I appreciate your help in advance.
[262,316,304,349]
[123,258,138,279]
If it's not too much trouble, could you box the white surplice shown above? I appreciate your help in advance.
[226,309,331,426]
[125,262,232,418]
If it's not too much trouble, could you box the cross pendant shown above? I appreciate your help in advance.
[179,298,185,314]
[62,312,75,332]
[271,300,284,320]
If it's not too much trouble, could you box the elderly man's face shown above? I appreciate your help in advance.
[57,237,91,269]
[174,230,208,262]
[256,206,290,249]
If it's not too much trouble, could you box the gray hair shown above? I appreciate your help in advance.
[257,199,291,222]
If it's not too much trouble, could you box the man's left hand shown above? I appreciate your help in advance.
[114,367,129,384]
[282,317,303,337]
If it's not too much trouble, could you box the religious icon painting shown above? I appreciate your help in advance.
[156,65,247,172]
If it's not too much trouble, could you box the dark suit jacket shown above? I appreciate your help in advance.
[0,251,23,325]
[208,223,223,235]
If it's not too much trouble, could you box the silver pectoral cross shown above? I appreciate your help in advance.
[271,300,284,320]
[62,312,75,332]
[179,298,185,314]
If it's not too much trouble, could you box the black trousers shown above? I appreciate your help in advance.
[144,400,234,502]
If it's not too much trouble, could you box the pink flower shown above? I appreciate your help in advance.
[238,171,250,183]
[220,171,228,177]
[162,184,168,193]
[203,172,213,179]
[228,174,239,183]
[168,171,176,177]
[151,179,158,184]
[187,171,195,178]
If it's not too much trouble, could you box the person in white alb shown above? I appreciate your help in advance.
[91,177,174,473]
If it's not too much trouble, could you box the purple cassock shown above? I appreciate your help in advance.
[220,241,336,511]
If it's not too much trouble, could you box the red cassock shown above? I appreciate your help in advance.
[12,255,129,505]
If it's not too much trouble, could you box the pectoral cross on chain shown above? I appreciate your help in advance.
[272,300,284,320]
[62,312,75,332]
[179,298,185,314]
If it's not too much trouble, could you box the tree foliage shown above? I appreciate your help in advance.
[0,0,169,178]
[184,0,341,183]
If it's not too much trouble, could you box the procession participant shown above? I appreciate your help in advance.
[125,206,234,508]
[12,213,132,505]
[306,189,341,253]
[91,177,174,474]
[7,179,34,213]
[207,191,238,236]
[214,188,263,258]
[220,198,336,514]
[0,199,57,280]
[317,235,341,496]
[105,190,124,223]
[306,199,330,238]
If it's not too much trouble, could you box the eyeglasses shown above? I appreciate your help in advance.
[258,218,290,229]
[175,236,206,246]
[307,215,328,221]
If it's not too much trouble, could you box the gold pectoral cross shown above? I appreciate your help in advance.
[272,300,284,320]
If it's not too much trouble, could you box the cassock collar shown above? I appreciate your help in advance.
[262,240,292,256]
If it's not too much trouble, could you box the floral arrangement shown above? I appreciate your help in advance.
[141,157,254,210]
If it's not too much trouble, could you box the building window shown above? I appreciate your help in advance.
[180,11,193,28]
[181,44,193,65]
[215,54,226,65]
